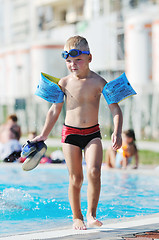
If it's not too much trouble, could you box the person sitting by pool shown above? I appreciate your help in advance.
[106,129,139,169]
[0,114,22,162]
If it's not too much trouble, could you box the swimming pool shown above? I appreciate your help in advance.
[1,164,159,237]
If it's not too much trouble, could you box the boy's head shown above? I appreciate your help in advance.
[62,36,91,60]
[64,36,90,52]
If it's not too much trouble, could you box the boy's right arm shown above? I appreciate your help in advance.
[32,102,63,142]
[108,103,123,150]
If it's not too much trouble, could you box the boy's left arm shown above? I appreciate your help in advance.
[108,103,123,151]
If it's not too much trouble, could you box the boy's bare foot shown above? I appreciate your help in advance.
[73,219,87,230]
[87,215,103,228]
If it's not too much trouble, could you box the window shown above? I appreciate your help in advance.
[129,0,138,8]
[117,33,125,60]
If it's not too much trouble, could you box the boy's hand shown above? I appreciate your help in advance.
[111,133,122,151]
[31,135,47,143]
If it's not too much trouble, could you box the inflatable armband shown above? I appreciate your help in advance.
[35,72,64,103]
[102,72,136,105]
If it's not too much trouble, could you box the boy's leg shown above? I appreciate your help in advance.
[84,138,103,227]
[62,143,86,230]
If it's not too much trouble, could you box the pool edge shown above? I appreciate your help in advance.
[1,213,159,239]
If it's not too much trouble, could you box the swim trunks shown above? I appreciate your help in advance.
[61,124,101,149]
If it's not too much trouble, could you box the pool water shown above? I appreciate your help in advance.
[1,164,159,236]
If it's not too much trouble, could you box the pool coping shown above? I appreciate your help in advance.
[1,213,159,240]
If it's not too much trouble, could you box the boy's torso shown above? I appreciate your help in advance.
[59,72,106,128]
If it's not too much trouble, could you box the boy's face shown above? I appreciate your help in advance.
[62,46,92,76]
[65,52,92,76]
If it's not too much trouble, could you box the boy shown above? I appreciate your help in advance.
[33,36,123,230]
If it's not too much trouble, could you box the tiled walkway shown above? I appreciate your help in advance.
[124,230,159,240]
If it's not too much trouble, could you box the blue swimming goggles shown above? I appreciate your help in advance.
[62,49,90,59]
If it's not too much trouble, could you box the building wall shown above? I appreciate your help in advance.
[125,14,153,91]
[152,19,159,87]
[0,0,159,138]
[0,0,126,104]
[30,44,66,96]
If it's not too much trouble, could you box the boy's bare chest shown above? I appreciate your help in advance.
[66,80,98,101]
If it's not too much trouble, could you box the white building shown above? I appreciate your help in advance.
[0,0,159,138]
[0,0,126,105]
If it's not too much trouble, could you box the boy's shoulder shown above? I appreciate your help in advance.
[91,71,107,88]
[58,75,70,88]
[92,71,106,80]
[59,75,69,82]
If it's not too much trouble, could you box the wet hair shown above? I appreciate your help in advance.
[123,129,136,141]
[64,35,90,52]
[7,114,18,122]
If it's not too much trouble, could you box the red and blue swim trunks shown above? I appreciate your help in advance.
[61,124,101,149]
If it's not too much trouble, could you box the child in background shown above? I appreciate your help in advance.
[106,129,139,169]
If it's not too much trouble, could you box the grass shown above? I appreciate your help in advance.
[46,146,62,156]
[137,150,159,165]
[46,147,159,166]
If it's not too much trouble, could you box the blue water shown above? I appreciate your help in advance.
[1,164,159,236]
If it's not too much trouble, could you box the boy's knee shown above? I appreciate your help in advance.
[88,167,101,180]
[70,174,83,188]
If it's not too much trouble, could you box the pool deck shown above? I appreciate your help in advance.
[1,213,159,240]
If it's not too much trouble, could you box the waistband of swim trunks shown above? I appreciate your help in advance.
[62,124,100,135]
